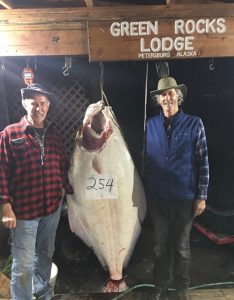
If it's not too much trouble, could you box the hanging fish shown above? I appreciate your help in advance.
[66,101,147,292]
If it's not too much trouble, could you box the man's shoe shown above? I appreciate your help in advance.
[176,289,190,300]
[150,286,167,300]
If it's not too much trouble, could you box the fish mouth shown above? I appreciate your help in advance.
[81,108,113,151]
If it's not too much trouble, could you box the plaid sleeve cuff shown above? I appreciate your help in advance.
[197,186,208,201]
[0,195,12,205]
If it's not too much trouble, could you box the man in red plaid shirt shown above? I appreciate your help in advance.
[0,83,73,300]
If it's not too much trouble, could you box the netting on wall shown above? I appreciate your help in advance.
[48,79,89,156]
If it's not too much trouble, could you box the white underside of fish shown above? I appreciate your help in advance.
[66,102,147,285]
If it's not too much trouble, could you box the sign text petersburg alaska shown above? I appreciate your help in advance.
[88,16,234,61]
[110,18,226,59]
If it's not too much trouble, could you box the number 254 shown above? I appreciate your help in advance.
[87,177,114,193]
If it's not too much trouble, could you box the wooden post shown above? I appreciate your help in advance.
[0,272,11,298]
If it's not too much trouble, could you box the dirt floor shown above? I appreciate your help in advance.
[1,215,234,299]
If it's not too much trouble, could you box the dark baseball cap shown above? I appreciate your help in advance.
[21,83,56,104]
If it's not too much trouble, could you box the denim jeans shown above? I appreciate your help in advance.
[149,200,194,290]
[10,204,62,300]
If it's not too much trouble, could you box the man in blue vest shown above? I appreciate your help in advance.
[145,77,209,300]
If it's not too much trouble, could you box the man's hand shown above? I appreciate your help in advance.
[193,199,206,218]
[1,203,16,228]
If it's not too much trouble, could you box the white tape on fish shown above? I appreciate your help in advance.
[85,174,118,200]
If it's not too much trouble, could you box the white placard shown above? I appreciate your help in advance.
[85,174,118,200]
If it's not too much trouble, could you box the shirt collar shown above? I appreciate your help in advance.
[161,109,183,127]
[20,116,51,132]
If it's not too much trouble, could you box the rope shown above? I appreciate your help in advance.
[98,62,125,135]
[141,62,148,178]
[99,62,110,107]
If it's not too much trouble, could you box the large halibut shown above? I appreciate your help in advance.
[66,101,146,291]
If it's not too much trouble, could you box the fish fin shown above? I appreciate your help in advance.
[66,197,93,248]
[66,196,107,269]
[102,278,128,293]
[123,219,142,268]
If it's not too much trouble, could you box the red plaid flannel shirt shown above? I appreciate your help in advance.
[0,116,73,220]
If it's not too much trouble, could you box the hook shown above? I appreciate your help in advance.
[1,58,5,71]
[209,58,215,71]
[62,57,72,76]
[155,62,169,78]
[62,67,69,76]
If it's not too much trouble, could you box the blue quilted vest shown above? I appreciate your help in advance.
[145,111,200,202]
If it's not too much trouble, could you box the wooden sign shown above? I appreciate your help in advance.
[88,17,234,61]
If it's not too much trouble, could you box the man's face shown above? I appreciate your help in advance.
[159,88,179,117]
[22,94,50,127]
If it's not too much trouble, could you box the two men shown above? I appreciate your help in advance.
[0,76,209,300]
[0,84,73,300]
[146,77,209,300]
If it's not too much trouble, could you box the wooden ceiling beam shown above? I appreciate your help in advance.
[0,0,14,9]
[0,4,234,57]
[0,4,233,22]
[7,0,86,9]
[94,0,129,6]
[166,0,225,3]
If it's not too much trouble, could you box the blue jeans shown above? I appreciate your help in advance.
[10,204,62,300]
